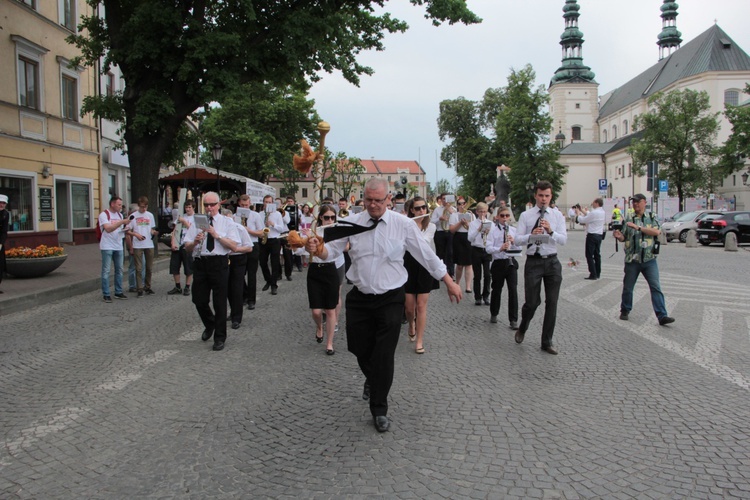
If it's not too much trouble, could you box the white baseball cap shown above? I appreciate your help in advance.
[0,194,8,203]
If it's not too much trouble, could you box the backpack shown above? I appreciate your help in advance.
[95,211,111,241]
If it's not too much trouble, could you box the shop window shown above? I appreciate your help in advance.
[0,175,34,231]
[71,182,91,228]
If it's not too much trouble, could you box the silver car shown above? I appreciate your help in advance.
[663,210,722,243]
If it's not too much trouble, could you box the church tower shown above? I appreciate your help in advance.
[657,1,682,60]
[548,0,599,144]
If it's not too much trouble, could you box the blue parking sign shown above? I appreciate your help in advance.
[598,179,607,190]
[659,180,668,192]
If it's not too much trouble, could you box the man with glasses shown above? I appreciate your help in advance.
[431,193,455,278]
[259,194,285,295]
[613,193,674,326]
[183,192,240,351]
[485,206,519,328]
[513,181,567,355]
[306,178,462,433]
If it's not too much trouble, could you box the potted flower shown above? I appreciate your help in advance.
[5,245,68,278]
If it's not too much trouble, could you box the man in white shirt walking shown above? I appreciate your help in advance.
[575,198,606,280]
[513,181,567,355]
[99,196,130,302]
[127,196,158,297]
[306,178,462,433]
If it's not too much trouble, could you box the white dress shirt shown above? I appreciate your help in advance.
[244,210,264,243]
[229,219,253,255]
[184,214,240,256]
[449,211,474,233]
[485,224,518,261]
[263,210,286,238]
[431,205,451,232]
[325,209,447,295]
[577,207,605,235]
[467,218,491,248]
[514,206,567,257]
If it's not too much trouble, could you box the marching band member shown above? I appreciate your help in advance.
[485,206,519,329]
[258,194,285,295]
[467,202,492,306]
[449,196,474,294]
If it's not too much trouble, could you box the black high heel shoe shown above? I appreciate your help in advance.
[316,332,323,343]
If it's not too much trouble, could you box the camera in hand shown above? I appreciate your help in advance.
[608,220,623,231]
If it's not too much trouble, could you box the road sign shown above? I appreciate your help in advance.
[659,180,668,192]
[598,179,608,191]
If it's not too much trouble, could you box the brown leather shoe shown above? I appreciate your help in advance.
[514,330,525,344]
[541,345,558,355]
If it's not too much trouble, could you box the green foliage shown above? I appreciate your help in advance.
[67,0,480,206]
[629,89,720,207]
[325,153,367,202]
[437,64,565,209]
[719,84,750,176]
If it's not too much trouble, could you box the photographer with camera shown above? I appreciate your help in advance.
[612,193,674,326]
[575,198,605,280]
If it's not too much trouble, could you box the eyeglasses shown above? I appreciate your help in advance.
[412,205,427,211]
[498,214,511,218]
[364,196,388,205]
[203,202,218,207]
[457,202,466,206]
[322,215,336,221]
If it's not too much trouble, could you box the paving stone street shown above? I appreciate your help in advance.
[1,231,749,499]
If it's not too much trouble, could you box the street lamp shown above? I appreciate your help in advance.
[212,143,223,197]
[742,170,749,186]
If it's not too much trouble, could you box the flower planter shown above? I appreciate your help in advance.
[6,255,68,278]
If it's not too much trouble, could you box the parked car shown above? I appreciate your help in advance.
[663,211,686,223]
[663,210,722,243]
[696,211,750,246]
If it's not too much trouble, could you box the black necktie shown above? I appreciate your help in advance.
[207,217,215,252]
[323,218,381,242]
[529,208,545,254]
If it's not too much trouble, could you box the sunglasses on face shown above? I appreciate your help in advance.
[203,202,218,207]
[322,215,336,221]
[457,202,466,206]
[498,214,511,218]
[412,205,427,211]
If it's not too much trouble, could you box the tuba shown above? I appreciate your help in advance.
[440,205,453,231]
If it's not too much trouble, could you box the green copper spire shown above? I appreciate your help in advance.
[657,1,682,60]
[551,0,596,85]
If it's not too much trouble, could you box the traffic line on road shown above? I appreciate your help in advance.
[177,327,204,342]
[96,349,178,391]
[2,406,90,462]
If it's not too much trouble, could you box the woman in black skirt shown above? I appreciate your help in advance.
[306,205,344,355]
[403,197,439,354]
[449,196,475,294]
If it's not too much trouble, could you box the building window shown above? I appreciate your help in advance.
[623,120,629,135]
[71,183,91,228]
[415,175,419,181]
[302,188,308,198]
[326,188,333,198]
[628,163,632,177]
[725,89,740,107]
[62,75,77,120]
[603,130,608,142]
[612,125,618,140]
[108,174,116,197]
[20,0,36,8]
[106,72,115,96]
[575,103,580,109]
[0,175,34,232]
[60,0,76,31]
[18,57,40,110]
[572,126,582,141]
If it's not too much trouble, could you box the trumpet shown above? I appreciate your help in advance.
[338,207,349,218]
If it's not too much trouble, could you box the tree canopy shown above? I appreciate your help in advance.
[438,65,565,209]
[628,89,720,208]
[69,0,480,207]
[719,84,750,177]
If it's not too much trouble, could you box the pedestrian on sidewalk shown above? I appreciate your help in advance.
[99,196,130,302]
[0,194,9,293]
[575,198,606,280]
[613,193,675,326]
[127,196,158,297]
[306,177,462,433]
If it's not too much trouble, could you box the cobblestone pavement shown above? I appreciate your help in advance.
[1,232,749,499]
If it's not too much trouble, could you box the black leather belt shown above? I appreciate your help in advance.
[311,262,335,268]
[527,253,557,259]
[195,254,228,260]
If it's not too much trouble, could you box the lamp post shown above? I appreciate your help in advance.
[212,143,223,198]
[742,170,749,186]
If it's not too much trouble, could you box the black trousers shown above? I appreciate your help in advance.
[346,286,405,417]
[585,233,603,278]
[244,244,259,304]
[192,256,229,343]
[259,238,281,286]
[434,231,454,276]
[490,258,518,322]
[228,254,247,323]
[471,246,491,301]
[282,244,293,278]
[519,256,562,349]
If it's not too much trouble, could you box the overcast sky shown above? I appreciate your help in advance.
[307,0,750,190]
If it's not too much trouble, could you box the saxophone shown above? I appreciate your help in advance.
[261,209,270,244]
[440,205,452,231]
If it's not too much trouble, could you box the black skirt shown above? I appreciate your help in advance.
[452,232,472,265]
[307,262,340,310]
[404,251,439,294]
